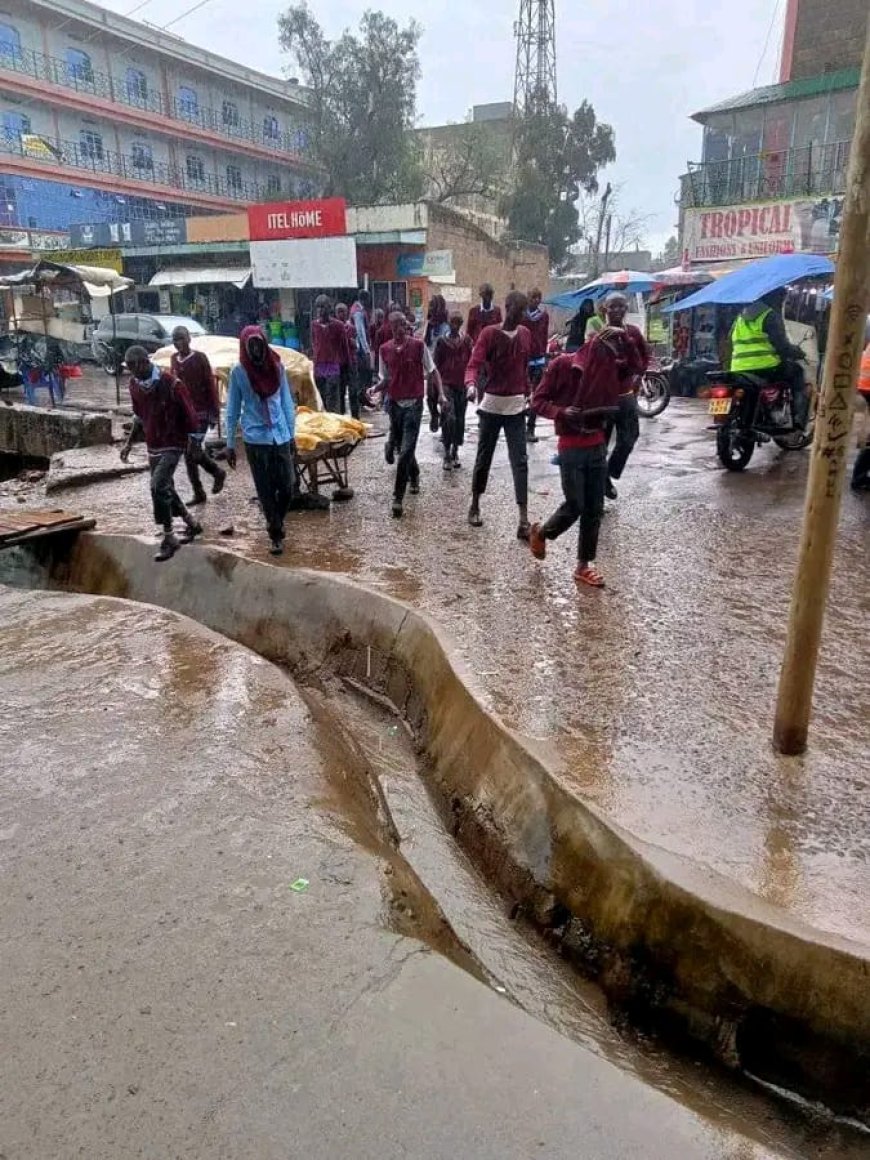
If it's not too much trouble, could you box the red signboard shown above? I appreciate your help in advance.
[247,198,347,241]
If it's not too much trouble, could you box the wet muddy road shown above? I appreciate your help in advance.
[4,399,868,949]
[1,587,866,1158]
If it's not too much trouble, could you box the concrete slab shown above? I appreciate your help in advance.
[0,401,111,458]
[2,586,842,1160]
[45,444,148,492]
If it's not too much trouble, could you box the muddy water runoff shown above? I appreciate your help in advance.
[1,586,864,1157]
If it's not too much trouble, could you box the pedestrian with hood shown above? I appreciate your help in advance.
[467,282,503,343]
[528,334,622,588]
[464,290,533,538]
[434,311,474,470]
[119,345,201,562]
[566,297,597,353]
[524,288,550,442]
[170,325,225,505]
[348,288,373,418]
[371,310,446,519]
[224,326,296,556]
[311,295,350,413]
[600,292,650,499]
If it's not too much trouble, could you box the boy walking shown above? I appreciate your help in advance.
[528,330,622,588]
[225,326,297,556]
[119,345,201,562]
[170,325,225,505]
[311,295,350,413]
[372,311,445,519]
[434,312,473,470]
[467,283,503,343]
[464,291,532,539]
[524,288,550,443]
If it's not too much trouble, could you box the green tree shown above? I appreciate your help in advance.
[278,4,423,204]
[502,99,615,270]
[419,120,510,207]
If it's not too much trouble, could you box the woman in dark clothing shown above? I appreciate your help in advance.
[566,298,596,353]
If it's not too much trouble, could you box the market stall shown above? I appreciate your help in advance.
[0,260,132,405]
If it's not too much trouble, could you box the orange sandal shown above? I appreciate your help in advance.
[574,565,605,589]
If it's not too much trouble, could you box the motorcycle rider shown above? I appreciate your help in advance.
[728,289,809,428]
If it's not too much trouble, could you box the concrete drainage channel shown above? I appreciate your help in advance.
[2,530,869,1134]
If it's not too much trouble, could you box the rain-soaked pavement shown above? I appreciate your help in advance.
[1,399,868,951]
[1,586,866,1158]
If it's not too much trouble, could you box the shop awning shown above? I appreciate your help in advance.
[149,267,252,290]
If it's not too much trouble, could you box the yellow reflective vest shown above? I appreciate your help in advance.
[730,309,781,373]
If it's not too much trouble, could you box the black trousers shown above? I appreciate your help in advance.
[185,420,222,496]
[541,444,607,562]
[606,392,640,481]
[852,446,870,489]
[471,410,528,506]
[246,441,295,540]
[316,372,341,414]
[339,364,351,414]
[441,387,469,452]
[527,363,545,435]
[347,354,367,419]
[149,449,192,530]
[388,399,423,501]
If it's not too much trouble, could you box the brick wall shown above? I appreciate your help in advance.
[427,204,549,306]
[789,0,867,80]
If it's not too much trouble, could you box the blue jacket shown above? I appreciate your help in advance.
[225,364,295,449]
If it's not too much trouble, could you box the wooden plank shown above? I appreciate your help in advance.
[0,517,95,547]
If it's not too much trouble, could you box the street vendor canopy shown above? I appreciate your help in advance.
[0,259,132,298]
[149,267,252,290]
[546,267,713,309]
[662,253,835,312]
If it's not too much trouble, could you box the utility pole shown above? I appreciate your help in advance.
[513,0,557,120]
[773,24,870,755]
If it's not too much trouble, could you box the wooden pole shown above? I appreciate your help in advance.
[773,24,870,755]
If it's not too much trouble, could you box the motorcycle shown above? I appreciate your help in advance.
[706,369,813,471]
[637,358,673,419]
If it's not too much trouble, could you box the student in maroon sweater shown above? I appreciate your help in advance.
[601,292,651,499]
[311,295,350,413]
[170,326,225,505]
[464,290,532,538]
[467,283,504,343]
[334,303,353,413]
[434,312,473,470]
[528,335,623,588]
[524,288,550,443]
[372,311,445,519]
[120,345,201,561]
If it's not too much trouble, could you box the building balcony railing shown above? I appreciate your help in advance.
[0,45,310,161]
[0,130,310,205]
[682,140,851,208]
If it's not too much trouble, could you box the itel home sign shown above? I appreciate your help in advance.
[682,196,842,264]
[247,198,357,288]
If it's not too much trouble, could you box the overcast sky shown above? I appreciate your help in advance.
[99,0,785,253]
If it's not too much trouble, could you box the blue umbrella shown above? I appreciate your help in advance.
[662,253,835,313]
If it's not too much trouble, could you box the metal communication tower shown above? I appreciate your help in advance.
[513,0,557,118]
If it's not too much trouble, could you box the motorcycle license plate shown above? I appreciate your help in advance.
[708,398,732,416]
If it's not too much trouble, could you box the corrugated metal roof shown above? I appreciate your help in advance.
[692,67,860,123]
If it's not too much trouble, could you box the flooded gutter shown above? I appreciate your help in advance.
[2,530,868,1125]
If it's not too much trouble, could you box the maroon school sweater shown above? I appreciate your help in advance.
[467,304,503,343]
[170,350,219,421]
[434,334,473,388]
[381,337,426,401]
[465,325,532,397]
[311,318,349,371]
[525,309,550,359]
[129,370,198,452]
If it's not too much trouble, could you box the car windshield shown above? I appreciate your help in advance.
[159,316,207,337]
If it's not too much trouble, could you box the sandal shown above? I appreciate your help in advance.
[574,565,605,589]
